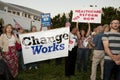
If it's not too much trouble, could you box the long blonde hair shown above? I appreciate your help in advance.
[3,24,14,34]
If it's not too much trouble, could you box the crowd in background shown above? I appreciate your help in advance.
[0,18,120,80]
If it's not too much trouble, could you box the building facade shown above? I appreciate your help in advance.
[0,0,43,21]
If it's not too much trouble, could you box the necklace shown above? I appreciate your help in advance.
[6,34,12,39]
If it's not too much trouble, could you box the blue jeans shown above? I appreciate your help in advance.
[29,63,37,68]
[77,48,89,72]
[104,59,120,80]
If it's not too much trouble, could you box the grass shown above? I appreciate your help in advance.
[16,55,102,80]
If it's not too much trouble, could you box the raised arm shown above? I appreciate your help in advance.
[76,29,81,40]
[76,22,79,29]
[86,23,91,37]
[75,22,81,39]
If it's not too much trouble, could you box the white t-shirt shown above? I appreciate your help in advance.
[7,35,16,46]
[69,32,77,47]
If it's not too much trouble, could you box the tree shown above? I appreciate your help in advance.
[60,13,66,27]
[51,14,61,28]
[52,7,120,30]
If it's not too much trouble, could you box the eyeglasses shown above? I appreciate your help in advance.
[111,22,120,25]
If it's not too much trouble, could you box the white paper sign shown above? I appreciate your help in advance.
[83,36,91,47]
[68,39,75,51]
[72,7,102,23]
[19,27,69,64]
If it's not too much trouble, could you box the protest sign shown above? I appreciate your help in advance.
[68,39,75,51]
[72,7,102,23]
[41,13,51,27]
[19,27,69,64]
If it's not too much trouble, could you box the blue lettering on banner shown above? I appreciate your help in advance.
[22,32,69,55]
[31,43,65,55]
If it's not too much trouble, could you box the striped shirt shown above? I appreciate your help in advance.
[102,31,120,59]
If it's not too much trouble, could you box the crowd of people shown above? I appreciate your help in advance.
[0,18,120,80]
[65,18,120,80]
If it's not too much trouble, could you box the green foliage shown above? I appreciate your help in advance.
[69,10,73,22]
[60,13,67,27]
[102,7,120,24]
[16,57,102,80]
[52,14,61,28]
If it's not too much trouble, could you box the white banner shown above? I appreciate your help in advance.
[19,27,69,64]
[72,7,102,23]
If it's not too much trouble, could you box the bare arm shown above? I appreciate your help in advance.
[76,29,81,40]
[103,40,118,61]
[15,36,20,44]
[75,22,81,39]
[86,23,91,37]
[40,24,42,31]
[88,39,95,47]
[76,22,79,29]
[103,40,113,57]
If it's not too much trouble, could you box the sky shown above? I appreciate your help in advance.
[1,0,120,17]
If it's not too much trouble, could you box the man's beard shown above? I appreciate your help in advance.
[111,26,119,30]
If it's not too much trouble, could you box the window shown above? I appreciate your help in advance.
[17,12,20,16]
[8,10,11,13]
[28,14,31,19]
[34,16,37,20]
[13,11,16,14]
[25,13,27,17]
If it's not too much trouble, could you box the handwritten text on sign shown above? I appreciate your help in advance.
[72,7,102,23]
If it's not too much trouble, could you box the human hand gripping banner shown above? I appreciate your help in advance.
[19,27,69,64]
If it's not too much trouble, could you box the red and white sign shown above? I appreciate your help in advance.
[68,39,75,51]
[72,7,102,23]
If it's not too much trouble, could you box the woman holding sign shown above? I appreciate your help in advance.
[77,23,91,73]
[28,26,38,70]
[0,24,19,79]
